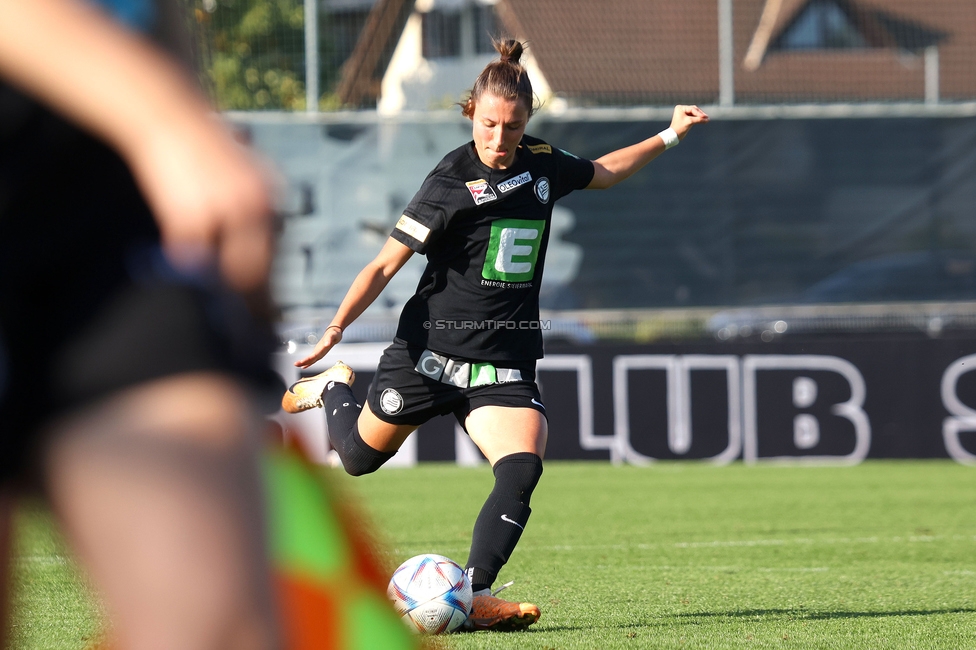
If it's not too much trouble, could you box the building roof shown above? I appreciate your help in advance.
[496,0,721,105]
[495,0,976,104]
[337,0,416,107]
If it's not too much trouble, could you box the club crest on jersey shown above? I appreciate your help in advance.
[497,171,532,194]
[466,179,498,205]
[534,177,551,204]
[379,388,403,415]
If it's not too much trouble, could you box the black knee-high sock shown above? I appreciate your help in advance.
[465,452,543,593]
[322,383,394,476]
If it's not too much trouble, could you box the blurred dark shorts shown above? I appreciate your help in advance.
[0,256,279,484]
[0,97,278,484]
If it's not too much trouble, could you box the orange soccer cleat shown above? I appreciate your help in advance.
[462,584,540,632]
[281,361,355,414]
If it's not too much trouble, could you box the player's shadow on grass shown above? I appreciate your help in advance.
[671,607,976,622]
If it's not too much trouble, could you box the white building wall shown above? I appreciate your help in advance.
[378,0,553,115]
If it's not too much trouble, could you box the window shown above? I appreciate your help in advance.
[422,10,461,59]
[474,5,503,54]
[774,0,867,50]
[422,3,506,60]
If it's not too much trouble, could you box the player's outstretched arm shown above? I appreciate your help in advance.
[294,238,415,368]
[0,0,274,293]
[587,105,709,190]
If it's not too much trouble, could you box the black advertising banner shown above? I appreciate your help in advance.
[394,335,976,464]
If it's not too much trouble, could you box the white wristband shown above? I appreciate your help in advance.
[658,127,679,150]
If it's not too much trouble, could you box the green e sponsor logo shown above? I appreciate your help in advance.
[482,218,546,283]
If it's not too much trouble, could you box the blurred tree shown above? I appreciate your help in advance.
[188,0,311,110]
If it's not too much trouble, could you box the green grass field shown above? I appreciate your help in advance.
[10,460,976,649]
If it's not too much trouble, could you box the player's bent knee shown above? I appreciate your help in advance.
[492,452,543,506]
[342,457,384,477]
[337,421,395,476]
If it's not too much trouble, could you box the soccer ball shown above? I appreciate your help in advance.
[387,554,473,634]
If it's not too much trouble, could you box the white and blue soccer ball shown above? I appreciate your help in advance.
[387,553,473,634]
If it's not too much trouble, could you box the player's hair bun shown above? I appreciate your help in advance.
[497,39,523,65]
[460,38,536,119]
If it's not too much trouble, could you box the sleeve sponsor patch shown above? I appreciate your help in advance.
[395,214,431,243]
[527,143,552,155]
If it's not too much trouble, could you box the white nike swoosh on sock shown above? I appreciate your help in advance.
[500,514,524,530]
[531,398,545,409]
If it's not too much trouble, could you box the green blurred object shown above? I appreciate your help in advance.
[262,446,418,649]
[188,0,308,110]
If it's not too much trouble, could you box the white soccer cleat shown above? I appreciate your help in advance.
[281,361,355,414]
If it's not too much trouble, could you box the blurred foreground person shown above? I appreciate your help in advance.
[0,0,281,647]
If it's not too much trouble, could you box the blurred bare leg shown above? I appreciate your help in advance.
[0,490,12,648]
[43,373,280,650]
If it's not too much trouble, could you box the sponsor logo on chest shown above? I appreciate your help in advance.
[466,178,498,205]
[497,171,533,194]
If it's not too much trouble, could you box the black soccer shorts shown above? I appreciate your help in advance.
[365,338,546,430]
[0,247,279,483]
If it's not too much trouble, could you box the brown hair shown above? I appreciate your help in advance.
[460,39,535,119]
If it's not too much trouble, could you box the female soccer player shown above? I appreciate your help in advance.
[284,39,708,631]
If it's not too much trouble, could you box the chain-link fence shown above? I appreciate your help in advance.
[187,0,976,112]
[188,0,376,110]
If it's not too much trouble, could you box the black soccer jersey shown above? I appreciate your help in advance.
[391,134,594,362]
